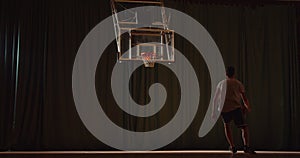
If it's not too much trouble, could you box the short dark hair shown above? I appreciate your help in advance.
[226,66,235,78]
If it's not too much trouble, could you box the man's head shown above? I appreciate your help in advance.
[226,66,235,78]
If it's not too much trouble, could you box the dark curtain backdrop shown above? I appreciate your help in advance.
[1,0,300,151]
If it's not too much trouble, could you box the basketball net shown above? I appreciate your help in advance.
[141,52,156,68]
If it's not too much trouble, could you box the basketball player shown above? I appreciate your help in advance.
[212,66,256,154]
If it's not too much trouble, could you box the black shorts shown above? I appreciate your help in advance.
[221,108,248,128]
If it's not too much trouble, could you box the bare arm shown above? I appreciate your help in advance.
[240,92,251,112]
[212,87,221,119]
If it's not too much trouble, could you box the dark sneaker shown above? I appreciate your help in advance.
[229,146,237,154]
[243,146,256,154]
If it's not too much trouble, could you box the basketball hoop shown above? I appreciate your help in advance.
[141,52,156,67]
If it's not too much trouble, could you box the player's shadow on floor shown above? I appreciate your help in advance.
[230,153,256,158]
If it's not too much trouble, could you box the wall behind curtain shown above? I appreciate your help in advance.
[1,0,299,150]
